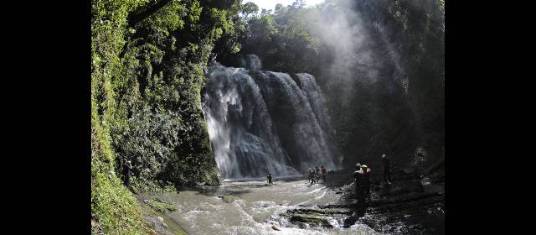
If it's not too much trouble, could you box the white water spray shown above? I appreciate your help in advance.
[202,56,339,179]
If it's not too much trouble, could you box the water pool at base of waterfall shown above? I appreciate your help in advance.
[146,179,382,235]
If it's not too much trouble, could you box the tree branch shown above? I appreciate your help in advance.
[128,0,173,27]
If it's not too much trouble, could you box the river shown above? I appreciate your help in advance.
[148,178,380,235]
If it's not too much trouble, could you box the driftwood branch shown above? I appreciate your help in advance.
[128,0,173,26]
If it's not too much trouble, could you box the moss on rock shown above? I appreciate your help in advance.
[145,198,177,213]
[288,214,333,228]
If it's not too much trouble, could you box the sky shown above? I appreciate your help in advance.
[243,0,326,11]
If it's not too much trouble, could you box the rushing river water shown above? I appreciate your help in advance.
[152,179,380,235]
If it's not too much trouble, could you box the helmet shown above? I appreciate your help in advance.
[361,165,370,173]
[355,163,361,169]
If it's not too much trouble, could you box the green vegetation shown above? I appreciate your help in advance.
[219,1,322,73]
[91,0,242,233]
[223,0,444,167]
[347,0,445,165]
[288,214,333,228]
[91,0,153,232]
[139,198,188,235]
[145,198,177,213]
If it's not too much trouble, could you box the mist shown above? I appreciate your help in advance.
[299,0,407,107]
[230,0,444,168]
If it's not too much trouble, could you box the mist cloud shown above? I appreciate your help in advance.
[301,0,405,105]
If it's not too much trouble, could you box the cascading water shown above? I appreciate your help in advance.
[203,55,339,179]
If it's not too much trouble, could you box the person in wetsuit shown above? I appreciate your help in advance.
[267,173,273,184]
[360,165,371,201]
[123,160,133,187]
[308,168,315,184]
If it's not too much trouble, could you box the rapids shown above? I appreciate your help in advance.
[149,179,380,235]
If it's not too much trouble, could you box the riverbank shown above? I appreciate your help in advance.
[309,168,445,234]
[137,195,188,235]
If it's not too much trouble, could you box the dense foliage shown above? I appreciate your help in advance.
[350,0,445,167]
[223,0,445,170]
[91,0,241,233]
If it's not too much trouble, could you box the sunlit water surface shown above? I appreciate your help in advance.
[155,179,380,235]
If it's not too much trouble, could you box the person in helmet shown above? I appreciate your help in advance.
[360,165,371,201]
[353,163,362,198]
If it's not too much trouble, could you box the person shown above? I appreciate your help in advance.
[267,173,273,184]
[381,154,392,184]
[320,165,327,182]
[353,163,362,198]
[360,165,371,201]
[123,160,133,187]
[308,168,315,184]
[354,163,371,202]
[417,151,425,179]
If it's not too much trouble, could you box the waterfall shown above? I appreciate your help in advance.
[203,56,339,179]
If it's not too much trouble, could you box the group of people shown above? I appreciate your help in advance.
[307,165,327,184]
[353,153,393,204]
[265,165,329,185]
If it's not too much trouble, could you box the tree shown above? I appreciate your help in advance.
[241,2,259,19]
